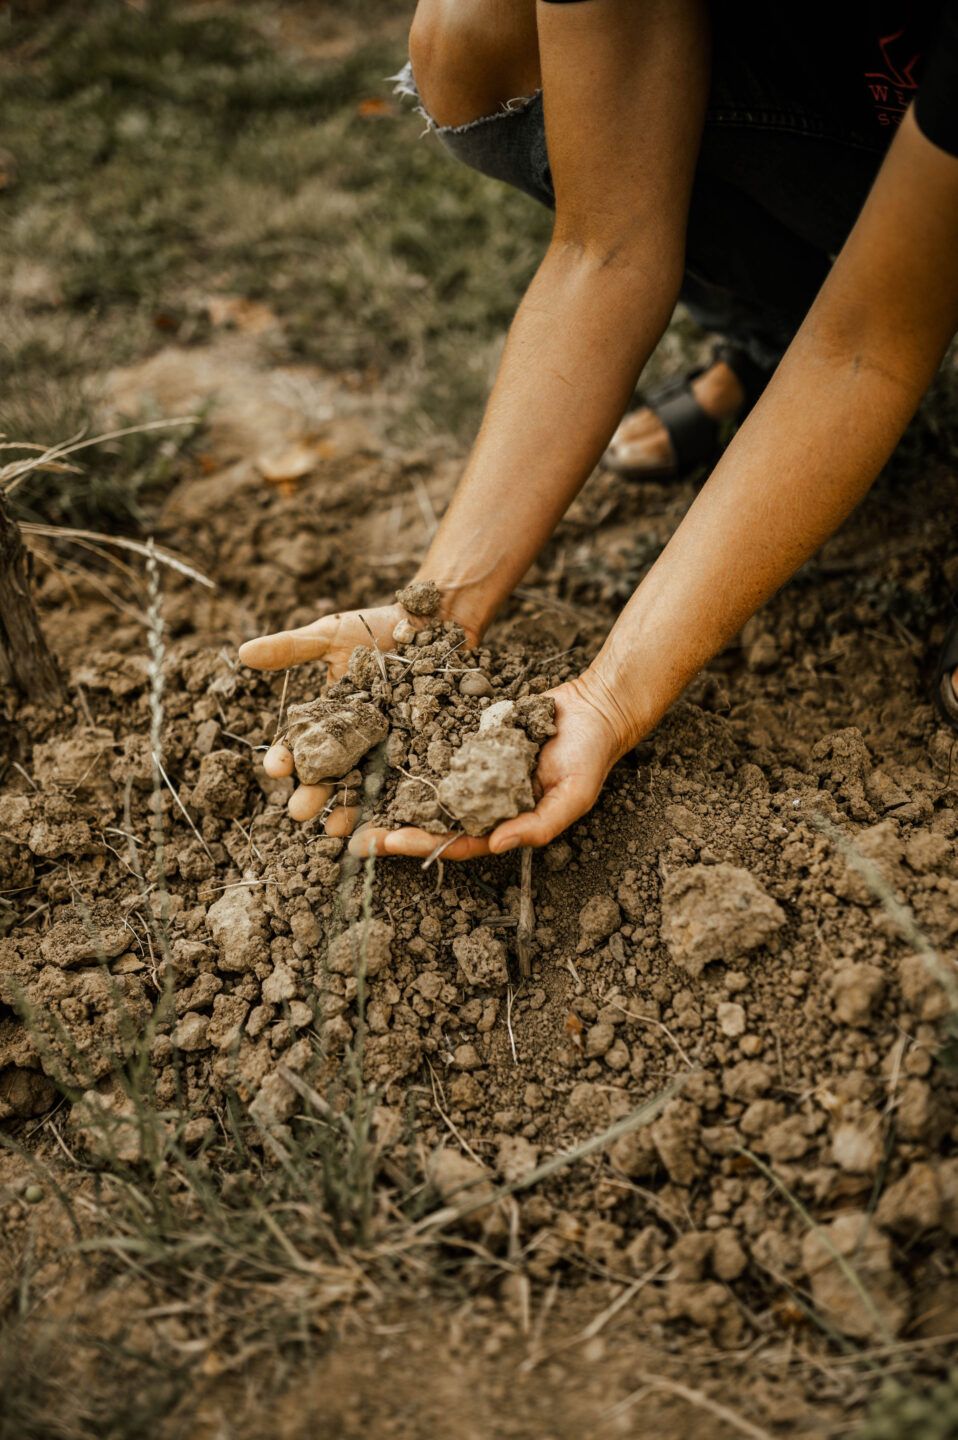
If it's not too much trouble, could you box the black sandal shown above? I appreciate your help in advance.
[935,611,958,731]
[603,343,775,482]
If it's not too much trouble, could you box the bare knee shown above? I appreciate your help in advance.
[409,0,539,129]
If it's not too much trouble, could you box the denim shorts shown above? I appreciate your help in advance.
[394,52,886,369]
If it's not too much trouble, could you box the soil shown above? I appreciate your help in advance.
[5,53,956,1416]
[3,251,958,1440]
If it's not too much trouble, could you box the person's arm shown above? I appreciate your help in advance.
[410,0,710,641]
[479,107,958,854]
[243,0,710,831]
[246,0,708,671]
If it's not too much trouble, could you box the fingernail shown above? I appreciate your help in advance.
[494,838,520,854]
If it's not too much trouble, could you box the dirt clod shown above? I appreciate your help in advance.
[661,862,785,975]
[452,927,509,991]
[395,579,441,616]
[801,1212,908,1340]
[284,698,388,784]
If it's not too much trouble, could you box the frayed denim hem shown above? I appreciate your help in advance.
[389,59,541,137]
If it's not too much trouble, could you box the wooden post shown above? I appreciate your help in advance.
[0,491,64,705]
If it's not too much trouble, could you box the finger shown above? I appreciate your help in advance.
[348,826,389,858]
[264,742,294,778]
[488,779,595,853]
[347,827,490,861]
[238,616,338,671]
[385,828,491,860]
[287,783,333,822]
[324,806,361,838]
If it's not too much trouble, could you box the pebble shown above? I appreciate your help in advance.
[716,1001,746,1038]
[459,671,493,698]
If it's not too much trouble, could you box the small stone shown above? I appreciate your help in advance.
[832,963,885,1027]
[578,895,622,947]
[438,727,536,836]
[428,1148,502,1234]
[585,1021,615,1058]
[392,618,416,645]
[544,840,573,872]
[172,1012,210,1052]
[832,1116,883,1174]
[650,1099,702,1186]
[712,1228,747,1281]
[206,886,268,973]
[289,1000,313,1029]
[24,1184,43,1204]
[262,962,297,1004]
[459,671,493,698]
[608,1127,660,1179]
[191,749,249,818]
[284,698,388,784]
[716,1001,746,1037]
[876,1163,942,1234]
[248,1070,297,1132]
[497,1134,539,1183]
[604,1039,630,1070]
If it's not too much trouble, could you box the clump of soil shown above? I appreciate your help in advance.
[279,606,557,837]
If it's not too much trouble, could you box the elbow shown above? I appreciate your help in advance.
[548,225,685,326]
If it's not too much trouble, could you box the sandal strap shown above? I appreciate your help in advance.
[645,381,720,472]
[712,343,777,414]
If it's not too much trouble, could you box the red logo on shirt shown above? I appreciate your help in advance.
[864,28,920,128]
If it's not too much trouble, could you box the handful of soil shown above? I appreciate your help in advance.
[280,586,556,837]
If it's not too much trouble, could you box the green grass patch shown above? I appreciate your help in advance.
[1,0,551,528]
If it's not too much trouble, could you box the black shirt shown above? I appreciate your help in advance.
[540,2,958,157]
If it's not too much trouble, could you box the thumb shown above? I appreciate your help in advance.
[488,776,596,853]
[238,616,337,671]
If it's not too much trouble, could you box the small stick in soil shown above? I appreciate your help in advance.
[425,1058,485,1167]
[11,761,38,792]
[422,833,463,872]
[152,752,214,862]
[357,612,390,687]
[273,669,290,744]
[506,984,518,1064]
[516,846,534,979]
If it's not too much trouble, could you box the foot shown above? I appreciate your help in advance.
[605,359,746,475]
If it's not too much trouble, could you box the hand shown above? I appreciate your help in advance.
[239,604,416,682]
[239,603,481,831]
[348,673,633,861]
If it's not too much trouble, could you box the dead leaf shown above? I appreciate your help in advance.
[205,295,278,335]
[564,1013,584,1052]
[256,441,327,496]
[357,97,394,118]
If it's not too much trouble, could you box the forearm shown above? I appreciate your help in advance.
[417,241,680,638]
[586,112,958,749]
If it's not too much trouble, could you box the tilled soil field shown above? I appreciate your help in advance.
[2,332,958,1436]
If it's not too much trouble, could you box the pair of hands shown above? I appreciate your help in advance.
[238,605,630,861]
